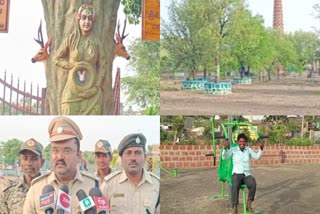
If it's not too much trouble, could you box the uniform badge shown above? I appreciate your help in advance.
[114,193,125,198]
[97,141,104,148]
[57,126,63,134]
[27,140,35,146]
[136,137,140,144]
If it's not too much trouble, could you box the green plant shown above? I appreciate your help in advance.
[286,138,314,146]
[268,124,288,145]
[186,137,197,145]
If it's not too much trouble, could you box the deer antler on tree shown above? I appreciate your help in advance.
[31,21,51,64]
[114,17,130,60]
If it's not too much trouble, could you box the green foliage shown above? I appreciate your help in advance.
[287,120,301,134]
[0,138,23,165]
[268,124,288,145]
[185,136,196,145]
[144,105,159,115]
[161,0,320,80]
[286,138,314,146]
[110,153,119,168]
[172,116,185,138]
[44,143,51,161]
[122,40,159,111]
[82,151,95,165]
[121,0,142,24]
[287,31,319,72]
[160,128,168,142]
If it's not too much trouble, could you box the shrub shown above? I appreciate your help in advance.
[186,137,197,145]
[285,138,314,146]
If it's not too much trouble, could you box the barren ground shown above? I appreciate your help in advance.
[160,74,320,115]
[160,163,320,214]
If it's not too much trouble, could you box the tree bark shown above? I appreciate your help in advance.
[41,0,120,114]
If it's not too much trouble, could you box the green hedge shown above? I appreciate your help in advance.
[285,138,314,146]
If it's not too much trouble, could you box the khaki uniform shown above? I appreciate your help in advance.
[94,168,111,186]
[0,176,29,214]
[23,169,98,214]
[101,169,160,214]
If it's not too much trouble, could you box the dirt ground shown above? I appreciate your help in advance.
[160,163,320,214]
[160,74,320,115]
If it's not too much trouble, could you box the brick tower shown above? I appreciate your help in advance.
[273,0,283,32]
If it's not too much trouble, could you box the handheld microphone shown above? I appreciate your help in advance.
[39,184,55,214]
[89,187,110,214]
[76,189,96,214]
[56,185,71,214]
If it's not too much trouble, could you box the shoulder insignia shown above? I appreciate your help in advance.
[104,170,122,182]
[81,171,99,182]
[149,172,160,181]
[31,173,49,185]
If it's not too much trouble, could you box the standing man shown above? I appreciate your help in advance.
[101,133,160,214]
[222,133,264,214]
[0,138,45,214]
[23,116,99,213]
[94,139,113,185]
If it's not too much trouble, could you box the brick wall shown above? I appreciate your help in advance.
[160,145,320,169]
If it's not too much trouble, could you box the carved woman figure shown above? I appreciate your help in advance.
[55,4,106,115]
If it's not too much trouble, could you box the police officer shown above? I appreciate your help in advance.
[94,139,113,185]
[101,133,160,214]
[23,116,98,213]
[0,138,44,214]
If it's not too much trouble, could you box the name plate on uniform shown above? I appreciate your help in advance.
[142,0,160,41]
[0,0,10,33]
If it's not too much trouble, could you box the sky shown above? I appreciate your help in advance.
[247,0,319,33]
[0,1,141,106]
[161,0,320,33]
[0,116,160,152]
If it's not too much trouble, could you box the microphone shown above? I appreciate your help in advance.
[76,189,96,214]
[89,187,110,214]
[39,184,55,214]
[56,185,71,214]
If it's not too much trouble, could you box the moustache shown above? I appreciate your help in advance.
[128,161,138,166]
[55,159,66,166]
[24,167,35,171]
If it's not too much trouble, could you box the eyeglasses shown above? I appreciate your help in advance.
[51,148,76,155]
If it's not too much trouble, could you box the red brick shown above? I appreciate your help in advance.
[173,145,179,150]
[169,162,175,168]
[200,145,206,150]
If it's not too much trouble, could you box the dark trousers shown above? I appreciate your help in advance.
[231,174,256,206]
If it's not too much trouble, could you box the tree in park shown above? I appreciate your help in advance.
[227,10,273,80]
[0,138,23,165]
[40,0,141,115]
[161,0,254,81]
[262,30,297,80]
[288,31,319,74]
[161,0,216,80]
[122,40,160,114]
